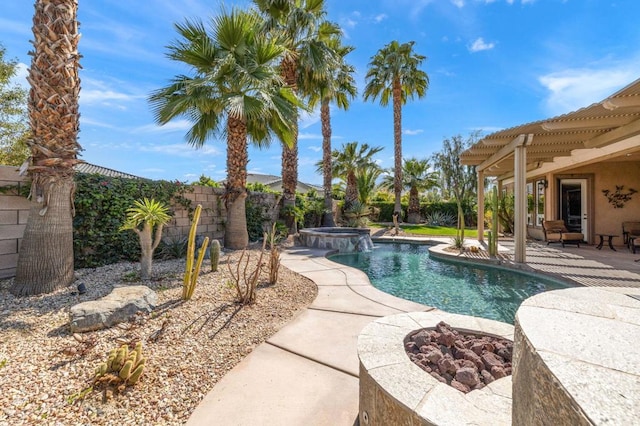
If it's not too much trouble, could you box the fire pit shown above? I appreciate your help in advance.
[405,321,513,394]
[358,311,514,425]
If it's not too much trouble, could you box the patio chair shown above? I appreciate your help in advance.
[622,221,640,253]
[542,220,584,248]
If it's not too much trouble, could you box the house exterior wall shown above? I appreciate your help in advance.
[0,166,279,278]
[562,161,640,238]
[525,160,640,246]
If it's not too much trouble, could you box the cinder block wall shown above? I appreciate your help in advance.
[0,166,280,278]
[0,166,30,279]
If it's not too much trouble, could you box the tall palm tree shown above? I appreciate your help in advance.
[382,157,439,224]
[149,9,298,250]
[253,0,336,233]
[364,40,429,219]
[12,0,81,296]
[299,23,356,227]
[319,141,383,210]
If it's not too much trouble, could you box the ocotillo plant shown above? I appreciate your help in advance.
[183,204,209,300]
[265,223,280,285]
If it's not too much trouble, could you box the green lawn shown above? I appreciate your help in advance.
[371,223,480,238]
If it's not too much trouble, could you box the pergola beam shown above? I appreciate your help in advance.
[584,117,640,148]
[477,134,526,172]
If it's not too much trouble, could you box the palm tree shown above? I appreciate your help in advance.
[356,165,383,206]
[253,0,336,233]
[320,141,383,210]
[363,40,429,219]
[299,23,356,227]
[382,157,438,224]
[11,0,81,296]
[149,9,298,250]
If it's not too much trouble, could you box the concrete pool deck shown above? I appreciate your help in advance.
[187,237,640,425]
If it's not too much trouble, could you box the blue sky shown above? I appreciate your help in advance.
[1,0,639,185]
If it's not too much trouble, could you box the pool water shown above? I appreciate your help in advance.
[329,242,572,324]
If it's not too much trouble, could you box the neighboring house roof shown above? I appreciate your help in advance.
[460,77,640,177]
[221,173,324,195]
[74,162,142,179]
[246,173,324,195]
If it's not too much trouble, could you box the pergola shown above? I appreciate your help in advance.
[460,78,640,262]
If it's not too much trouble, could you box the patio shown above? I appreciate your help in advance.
[187,237,640,425]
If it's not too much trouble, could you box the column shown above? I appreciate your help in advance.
[513,135,530,263]
[477,170,485,242]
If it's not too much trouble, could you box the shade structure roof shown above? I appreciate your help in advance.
[460,78,640,178]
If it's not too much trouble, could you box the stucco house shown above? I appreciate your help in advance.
[460,78,640,262]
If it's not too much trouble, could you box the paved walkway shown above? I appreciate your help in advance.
[187,238,640,426]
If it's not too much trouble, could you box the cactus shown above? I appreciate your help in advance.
[210,239,221,272]
[183,204,209,300]
[94,342,146,389]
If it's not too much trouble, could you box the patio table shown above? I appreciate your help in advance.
[595,233,618,251]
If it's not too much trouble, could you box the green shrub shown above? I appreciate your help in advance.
[369,202,406,222]
[73,174,191,268]
[245,199,271,242]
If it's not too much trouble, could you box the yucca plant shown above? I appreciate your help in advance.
[121,198,171,280]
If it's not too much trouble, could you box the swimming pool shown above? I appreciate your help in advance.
[329,242,572,324]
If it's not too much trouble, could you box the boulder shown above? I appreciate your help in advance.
[69,285,157,332]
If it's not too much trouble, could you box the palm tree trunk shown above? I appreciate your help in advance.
[12,176,75,296]
[320,100,335,227]
[392,77,403,218]
[408,186,421,224]
[225,116,249,249]
[280,57,299,234]
[345,171,358,209]
[12,0,81,296]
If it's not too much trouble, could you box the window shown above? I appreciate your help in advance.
[536,180,546,226]
[527,183,533,225]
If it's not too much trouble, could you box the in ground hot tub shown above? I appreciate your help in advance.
[298,227,373,252]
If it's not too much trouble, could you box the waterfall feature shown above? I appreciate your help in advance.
[298,227,374,253]
[357,234,374,252]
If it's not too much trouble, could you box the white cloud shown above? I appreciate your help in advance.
[373,14,387,23]
[299,108,320,129]
[134,119,192,134]
[307,145,321,152]
[451,0,465,7]
[539,67,637,115]
[79,77,144,106]
[139,143,220,157]
[468,37,495,52]
[404,129,424,136]
[80,117,117,129]
[299,132,322,140]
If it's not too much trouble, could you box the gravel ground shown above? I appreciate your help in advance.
[0,248,317,425]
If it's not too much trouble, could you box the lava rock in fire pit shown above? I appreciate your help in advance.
[404,321,513,393]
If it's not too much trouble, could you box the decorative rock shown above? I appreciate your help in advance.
[69,286,157,332]
[456,367,480,387]
[405,321,513,394]
[481,351,504,370]
[451,379,471,393]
